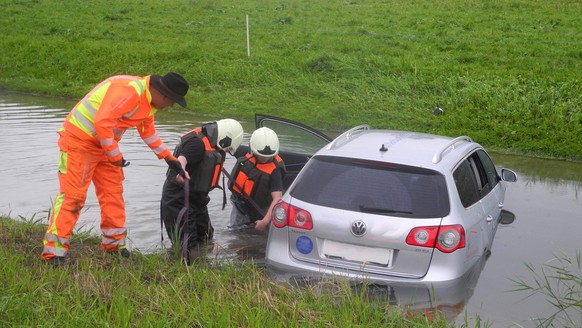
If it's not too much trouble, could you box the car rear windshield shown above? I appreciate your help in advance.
[290,155,450,218]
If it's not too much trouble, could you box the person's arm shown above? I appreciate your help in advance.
[174,137,204,184]
[94,85,140,164]
[255,167,284,231]
[254,190,282,231]
[174,155,190,184]
[137,115,171,160]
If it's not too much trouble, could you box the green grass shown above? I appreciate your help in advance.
[1,0,581,160]
[0,215,458,327]
[511,250,582,327]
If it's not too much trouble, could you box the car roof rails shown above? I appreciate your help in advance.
[326,125,370,150]
[432,136,473,164]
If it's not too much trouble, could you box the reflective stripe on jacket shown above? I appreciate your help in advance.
[230,153,285,211]
[62,75,170,162]
[168,128,225,193]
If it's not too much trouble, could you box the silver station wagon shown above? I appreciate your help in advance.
[258,117,518,284]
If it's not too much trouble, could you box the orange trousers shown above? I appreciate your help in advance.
[42,130,127,260]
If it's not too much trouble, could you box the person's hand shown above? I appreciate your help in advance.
[165,155,182,172]
[165,155,187,180]
[112,157,130,167]
[176,170,191,184]
[254,217,270,231]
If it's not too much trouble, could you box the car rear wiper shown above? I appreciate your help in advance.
[359,205,413,214]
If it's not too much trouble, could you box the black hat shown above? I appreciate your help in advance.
[151,72,189,107]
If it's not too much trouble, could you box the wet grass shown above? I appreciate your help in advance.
[1,215,460,327]
[511,250,582,327]
[0,0,581,160]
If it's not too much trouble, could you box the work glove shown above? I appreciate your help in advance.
[165,155,185,177]
[113,157,130,167]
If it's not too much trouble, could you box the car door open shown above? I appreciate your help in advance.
[254,114,332,190]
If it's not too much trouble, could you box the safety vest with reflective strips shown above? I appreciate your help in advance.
[62,75,170,162]
[230,153,285,211]
[168,128,225,193]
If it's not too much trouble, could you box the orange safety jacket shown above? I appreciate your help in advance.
[168,128,225,193]
[62,75,170,162]
[230,153,285,211]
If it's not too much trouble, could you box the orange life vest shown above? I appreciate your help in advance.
[169,128,225,193]
[229,153,285,211]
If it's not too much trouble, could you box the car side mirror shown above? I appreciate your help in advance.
[500,168,518,182]
[499,209,516,225]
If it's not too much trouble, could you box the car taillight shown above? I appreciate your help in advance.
[271,201,313,230]
[272,203,288,228]
[406,226,438,247]
[436,225,465,253]
[406,225,465,253]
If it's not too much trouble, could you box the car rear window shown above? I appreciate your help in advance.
[290,156,450,218]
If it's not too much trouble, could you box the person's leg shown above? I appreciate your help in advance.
[185,205,200,251]
[93,156,126,253]
[195,205,213,244]
[42,133,97,260]
[189,194,212,247]
[160,180,185,247]
[228,196,253,230]
[228,205,252,229]
[184,198,212,262]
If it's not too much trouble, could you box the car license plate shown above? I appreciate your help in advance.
[322,239,393,266]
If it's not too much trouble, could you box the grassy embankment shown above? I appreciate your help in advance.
[0,215,453,327]
[0,1,580,326]
[1,0,581,160]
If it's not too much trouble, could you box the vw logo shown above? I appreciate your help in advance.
[351,220,367,237]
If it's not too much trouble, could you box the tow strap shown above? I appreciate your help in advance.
[175,176,190,264]
[159,172,191,264]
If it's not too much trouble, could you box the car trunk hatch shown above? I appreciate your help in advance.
[286,201,442,279]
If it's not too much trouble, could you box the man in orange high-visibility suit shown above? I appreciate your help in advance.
[42,72,189,266]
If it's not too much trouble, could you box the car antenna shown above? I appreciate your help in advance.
[379,144,388,152]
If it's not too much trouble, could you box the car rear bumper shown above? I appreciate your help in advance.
[265,230,481,284]
[266,256,483,315]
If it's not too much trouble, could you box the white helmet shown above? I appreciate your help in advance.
[215,118,244,154]
[250,127,279,158]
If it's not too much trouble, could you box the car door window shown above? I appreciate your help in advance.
[477,150,499,190]
[470,151,495,198]
[453,159,480,207]
[256,115,331,154]
[454,150,498,207]
[255,114,332,190]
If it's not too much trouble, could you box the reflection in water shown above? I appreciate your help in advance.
[207,228,268,265]
[1,90,582,327]
[491,153,582,183]
[280,254,488,322]
[491,153,582,200]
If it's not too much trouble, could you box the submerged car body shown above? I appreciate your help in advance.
[262,121,517,284]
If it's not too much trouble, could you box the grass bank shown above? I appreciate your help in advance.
[0,215,455,327]
[1,0,581,160]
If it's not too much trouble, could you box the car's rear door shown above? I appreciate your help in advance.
[255,114,332,189]
[474,150,504,246]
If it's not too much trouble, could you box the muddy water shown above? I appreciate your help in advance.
[0,90,265,260]
[1,90,581,327]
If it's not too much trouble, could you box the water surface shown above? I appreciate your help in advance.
[1,90,580,328]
